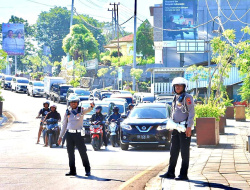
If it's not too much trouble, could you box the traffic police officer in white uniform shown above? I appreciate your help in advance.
[160,77,195,181]
[58,95,94,176]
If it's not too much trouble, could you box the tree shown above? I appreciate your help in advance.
[136,19,154,59]
[62,24,99,61]
[130,68,143,91]
[97,68,109,88]
[0,50,7,71]
[36,7,74,63]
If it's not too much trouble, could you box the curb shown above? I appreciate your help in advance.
[0,111,15,129]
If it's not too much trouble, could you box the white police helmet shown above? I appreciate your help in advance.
[172,77,188,93]
[68,94,80,103]
[50,104,57,109]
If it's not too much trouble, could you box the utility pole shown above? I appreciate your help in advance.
[116,3,120,57]
[110,3,117,38]
[70,0,74,29]
[132,0,137,91]
[110,2,120,56]
[108,8,114,39]
[70,0,74,79]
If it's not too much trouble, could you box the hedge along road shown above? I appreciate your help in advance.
[0,90,170,190]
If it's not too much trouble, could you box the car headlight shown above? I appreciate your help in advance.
[121,124,132,130]
[157,125,167,130]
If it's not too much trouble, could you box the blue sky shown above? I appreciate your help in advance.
[0,0,162,32]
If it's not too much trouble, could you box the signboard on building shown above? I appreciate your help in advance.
[2,23,25,55]
[163,0,197,47]
[177,40,205,53]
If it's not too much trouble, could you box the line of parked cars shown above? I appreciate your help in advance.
[1,74,173,151]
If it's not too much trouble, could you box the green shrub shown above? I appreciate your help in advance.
[195,104,221,122]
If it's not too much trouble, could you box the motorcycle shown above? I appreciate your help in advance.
[43,118,60,148]
[90,121,104,151]
[108,120,120,147]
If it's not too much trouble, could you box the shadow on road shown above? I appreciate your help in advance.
[189,179,242,190]
[74,175,125,182]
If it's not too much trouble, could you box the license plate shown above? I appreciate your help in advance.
[137,135,150,139]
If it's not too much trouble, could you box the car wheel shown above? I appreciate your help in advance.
[120,142,129,150]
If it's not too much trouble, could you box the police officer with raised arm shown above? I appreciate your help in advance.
[160,77,195,181]
[58,94,94,177]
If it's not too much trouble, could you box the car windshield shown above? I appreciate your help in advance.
[102,93,112,98]
[5,77,12,81]
[129,107,167,119]
[142,96,156,102]
[116,105,125,113]
[124,97,132,104]
[34,82,44,87]
[75,89,90,96]
[60,86,71,94]
[17,79,29,83]
[81,104,109,115]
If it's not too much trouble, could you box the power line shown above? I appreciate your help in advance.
[120,16,134,26]
[26,0,54,7]
[224,0,249,25]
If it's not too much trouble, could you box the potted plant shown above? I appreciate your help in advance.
[195,104,221,146]
[224,96,234,119]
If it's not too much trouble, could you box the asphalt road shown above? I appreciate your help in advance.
[0,90,170,190]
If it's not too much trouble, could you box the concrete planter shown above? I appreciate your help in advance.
[235,105,246,121]
[196,117,219,146]
[0,101,3,116]
[219,115,226,134]
[225,106,234,119]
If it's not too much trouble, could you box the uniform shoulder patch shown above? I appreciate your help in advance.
[186,97,192,105]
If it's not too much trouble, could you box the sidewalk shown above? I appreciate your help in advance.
[146,119,250,190]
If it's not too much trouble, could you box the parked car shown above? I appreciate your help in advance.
[27,81,44,97]
[1,75,13,90]
[100,91,112,99]
[110,93,134,104]
[120,103,171,150]
[44,77,66,99]
[80,101,115,143]
[50,84,72,103]
[66,88,90,106]
[11,77,29,93]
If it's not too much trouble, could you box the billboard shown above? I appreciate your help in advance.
[163,0,197,46]
[2,23,25,55]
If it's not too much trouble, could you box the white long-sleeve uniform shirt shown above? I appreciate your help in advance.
[59,106,93,138]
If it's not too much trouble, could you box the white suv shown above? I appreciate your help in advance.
[27,81,45,97]
[11,77,29,93]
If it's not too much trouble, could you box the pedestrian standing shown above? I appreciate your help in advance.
[58,95,94,176]
[160,77,195,181]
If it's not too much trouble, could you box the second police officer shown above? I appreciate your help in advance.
[58,94,94,176]
[160,77,195,181]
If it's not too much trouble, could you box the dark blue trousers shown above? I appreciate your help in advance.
[66,131,90,173]
[167,129,191,177]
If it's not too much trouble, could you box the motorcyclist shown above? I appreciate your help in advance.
[43,104,61,146]
[90,106,107,147]
[126,103,134,117]
[108,106,121,123]
[36,101,50,144]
